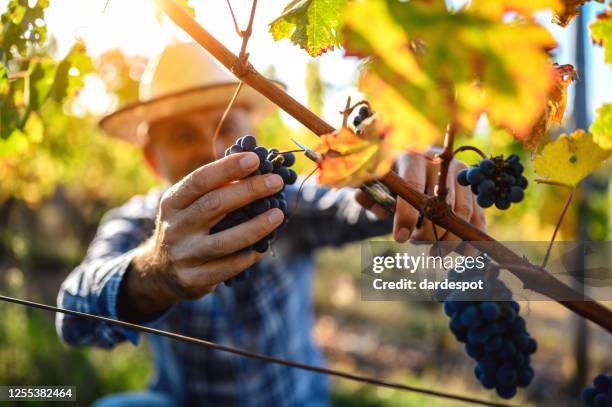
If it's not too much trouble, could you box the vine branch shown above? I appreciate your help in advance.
[151,0,612,335]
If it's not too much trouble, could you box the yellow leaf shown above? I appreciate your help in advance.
[313,124,394,188]
[553,0,604,27]
[533,129,612,186]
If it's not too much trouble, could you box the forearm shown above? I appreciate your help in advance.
[117,238,177,323]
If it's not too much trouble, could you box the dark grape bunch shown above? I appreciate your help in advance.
[437,261,538,399]
[581,374,612,407]
[352,105,373,128]
[456,154,528,210]
[211,135,298,286]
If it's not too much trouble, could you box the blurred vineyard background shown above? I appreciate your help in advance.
[1,0,611,406]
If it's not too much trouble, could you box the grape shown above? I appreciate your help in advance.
[229,144,243,154]
[210,136,297,286]
[353,106,372,128]
[439,259,538,400]
[358,105,371,117]
[478,179,495,195]
[286,169,298,185]
[278,199,288,215]
[253,239,269,253]
[251,199,271,215]
[275,166,290,183]
[254,146,268,162]
[495,196,510,210]
[259,160,273,174]
[594,374,612,392]
[479,159,496,176]
[477,194,494,208]
[456,154,528,211]
[508,186,524,203]
[282,152,296,167]
[467,168,485,185]
[240,135,257,151]
[457,169,469,186]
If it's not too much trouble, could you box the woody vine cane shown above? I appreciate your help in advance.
[152,0,612,334]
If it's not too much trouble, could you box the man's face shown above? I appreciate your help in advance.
[145,107,254,183]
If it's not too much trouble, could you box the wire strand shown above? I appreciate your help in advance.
[0,294,510,407]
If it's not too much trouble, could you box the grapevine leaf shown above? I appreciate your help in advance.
[525,64,576,151]
[269,0,346,57]
[590,103,612,150]
[553,0,603,27]
[0,64,7,137]
[0,64,8,102]
[591,9,612,64]
[49,41,93,103]
[342,0,557,155]
[0,0,50,56]
[533,129,612,186]
[28,59,56,111]
[313,120,394,188]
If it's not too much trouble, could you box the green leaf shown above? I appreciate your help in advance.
[28,59,56,111]
[590,103,612,150]
[591,9,612,64]
[0,0,50,57]
[49,41,93,103]
[269,0,346,57]
[0,128,29,156]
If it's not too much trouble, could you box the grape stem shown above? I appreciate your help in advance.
[211,81,244,160]
[541,188,575,268]
[452,145,487,161]
[152,0,612,335]
[434,122,457,202]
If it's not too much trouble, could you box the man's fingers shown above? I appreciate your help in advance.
[355,190,390,219]
[163,152,260,211]
[172,209,284,264]
[178,250,265,297]
[450,161,472,223]
[176,173,284,230]
[394,154,427,242]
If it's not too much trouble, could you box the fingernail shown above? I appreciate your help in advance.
[395,227,411,243]
[240,153,258,169]
[268,209,284,224]
[264,174,283,189]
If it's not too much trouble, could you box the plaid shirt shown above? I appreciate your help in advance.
[56,181,392,406]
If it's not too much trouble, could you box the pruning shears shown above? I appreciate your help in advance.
[291,138,398,214]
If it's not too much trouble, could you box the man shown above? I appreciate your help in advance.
[56,42,485,406]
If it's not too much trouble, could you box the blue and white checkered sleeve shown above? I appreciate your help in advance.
[55,199,156,349]
[283,178,394,250]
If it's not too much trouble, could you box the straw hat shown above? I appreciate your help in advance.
[99,42,283,145]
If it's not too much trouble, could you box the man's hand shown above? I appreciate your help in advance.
[119,152,285,320]
[355,150,486,250]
